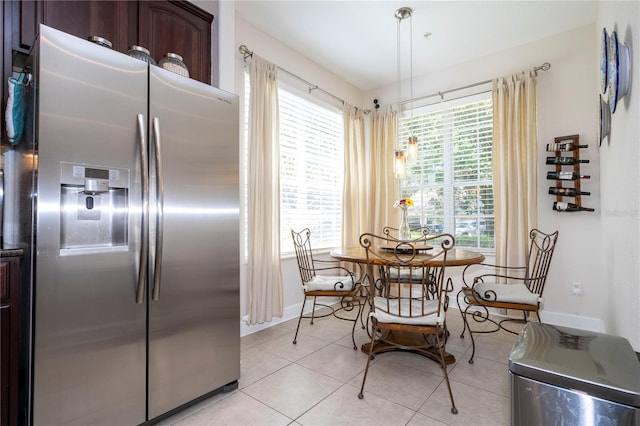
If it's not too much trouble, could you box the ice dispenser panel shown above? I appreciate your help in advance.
[60,162,129,253]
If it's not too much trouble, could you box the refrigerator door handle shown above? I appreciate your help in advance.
[151,117,164,301]
[137,113,149,304]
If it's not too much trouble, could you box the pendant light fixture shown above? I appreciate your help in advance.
[393,149,406,178]
[393,6,418,178]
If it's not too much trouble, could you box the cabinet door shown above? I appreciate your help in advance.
[138,1,213,84]
[0,258,20,426]
[10,0,40,54]
[1,304,10,426]
[42,1,132,52]
[10,1,132,53]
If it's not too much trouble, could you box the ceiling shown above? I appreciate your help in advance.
[235,1,598,92]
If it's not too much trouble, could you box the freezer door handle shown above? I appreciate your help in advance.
[151,117,164,301]
[137,114,149,304]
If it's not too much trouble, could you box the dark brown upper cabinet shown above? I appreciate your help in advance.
[138,1,212,84]
[8,0,213,84]
[40,1,134,53]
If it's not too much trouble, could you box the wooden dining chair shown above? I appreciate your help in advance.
[456,228,559,363]
[291,228,364,350]
[357,231,458,415]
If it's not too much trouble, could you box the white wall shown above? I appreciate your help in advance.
[596,1,640,348]
[535,25,605,331]
[233,14,364,108]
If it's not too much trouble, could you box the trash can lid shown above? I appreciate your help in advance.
[509,322,640,407]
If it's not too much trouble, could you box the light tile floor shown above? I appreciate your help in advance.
[158,307,524,426]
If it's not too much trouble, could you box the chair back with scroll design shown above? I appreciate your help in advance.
[357,231,458,415]
[523,229,559,297]
[379,226,433,294]
[291,228,363,350]
[457,228,559,363]
[382,225,432,240]
[292,228,318,286]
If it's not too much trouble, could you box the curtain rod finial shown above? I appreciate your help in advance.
[239,45,253,60]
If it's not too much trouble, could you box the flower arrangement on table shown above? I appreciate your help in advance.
[393,198,414,210]
[394,198,413,240]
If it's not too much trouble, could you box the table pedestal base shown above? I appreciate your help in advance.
[361,330,456,365]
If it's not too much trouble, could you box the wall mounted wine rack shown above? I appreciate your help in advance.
[546,134,595,212]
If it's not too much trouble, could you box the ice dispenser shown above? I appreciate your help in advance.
[60,162,129,252]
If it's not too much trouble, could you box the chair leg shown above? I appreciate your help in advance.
[349,298,364,350]
[459,308,469,339]
[467,321,478,364]
[456,290,468,339]
[436,327,458,414]
[311,296,318,325]
[359,290,367,330]
[358,323,378,399]
[293,296,307,345]
[359,304,367,330]
[460,307,478,364]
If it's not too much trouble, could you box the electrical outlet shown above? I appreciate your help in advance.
[572,282,583,296]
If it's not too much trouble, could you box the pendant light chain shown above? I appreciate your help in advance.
[409,13,414,115]
[394,7,419,177]
[407,10,418,160]
[394,8,408,178]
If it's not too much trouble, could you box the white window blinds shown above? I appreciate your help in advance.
[399,93,495,250]
[278,86,344,253]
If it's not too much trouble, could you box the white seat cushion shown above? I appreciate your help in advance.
[370,296,444,326]
[474,282,541,305]
[305,275,355,291]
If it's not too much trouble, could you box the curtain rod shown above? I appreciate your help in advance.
[398,62,551,107]
[240,44,550,113]
[239,44,370,113]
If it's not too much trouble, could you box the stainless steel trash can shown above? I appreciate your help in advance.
[509,322,640,426]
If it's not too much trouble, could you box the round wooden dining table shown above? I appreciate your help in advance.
[330,246,485,268]
[330,245,485,364]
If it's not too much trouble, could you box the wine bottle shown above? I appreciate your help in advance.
[546,171,590,180]
[548,187,591,196]
[546,143,588,152]
[546,157,589,165]
[553,201,595,212]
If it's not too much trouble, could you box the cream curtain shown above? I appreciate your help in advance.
[247,55,283,324]
[492,72,538,268]
[342,104,367,248]
[369,106,400,235]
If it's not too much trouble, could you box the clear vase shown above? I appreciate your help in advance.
[398,208,411,240]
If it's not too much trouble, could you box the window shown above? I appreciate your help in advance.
[399,93,494,250]
[278,85,344,253]
[244,73,344,255]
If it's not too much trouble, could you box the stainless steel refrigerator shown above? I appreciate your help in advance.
[6,24,240,425]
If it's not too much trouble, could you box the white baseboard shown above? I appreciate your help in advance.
[538,310,604,332]
[453,304,604,333]
[240,297,339,337]
[241,301,604,336]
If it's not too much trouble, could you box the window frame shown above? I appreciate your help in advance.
[277,81,345,255]
[398,92,495,251]
[243,71,345,258]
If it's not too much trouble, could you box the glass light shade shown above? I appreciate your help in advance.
[407,136,418,159]
[394,149,406,178]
